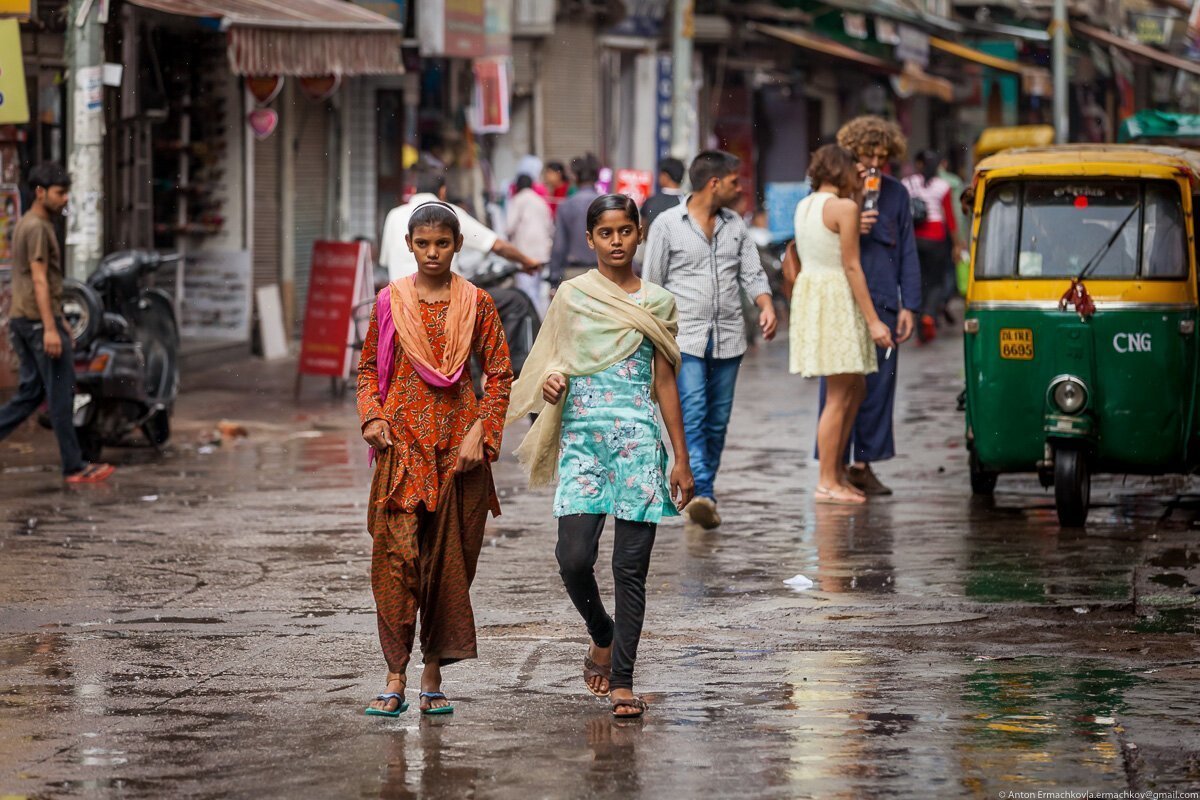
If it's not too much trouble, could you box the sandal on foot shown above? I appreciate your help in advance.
[611,696,648,719]
[419,691,454,715]
[583,654,611,698]
[815,486,865,506]
[66,463,115,484]
[365,692,408,717]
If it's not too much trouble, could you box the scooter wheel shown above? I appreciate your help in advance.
[62,280,103,349]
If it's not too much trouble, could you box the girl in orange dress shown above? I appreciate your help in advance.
[357,201,512,717]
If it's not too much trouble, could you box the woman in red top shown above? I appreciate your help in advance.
[902,150,959,342]
[357,202,512,718]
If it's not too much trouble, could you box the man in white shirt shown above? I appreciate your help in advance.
[379,170,541,281]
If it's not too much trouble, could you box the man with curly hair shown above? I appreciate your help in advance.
[815,116,921,496]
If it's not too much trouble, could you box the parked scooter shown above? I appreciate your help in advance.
[56,250,181,460]
[458,251,541,378]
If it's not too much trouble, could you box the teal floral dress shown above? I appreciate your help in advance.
[554,306,678,523]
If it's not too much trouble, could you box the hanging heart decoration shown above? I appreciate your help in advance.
[246,75,284,105]
[298,75,341,102]
[248,108,279,140]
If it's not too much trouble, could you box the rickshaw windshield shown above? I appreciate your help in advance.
[975,179,1187,280]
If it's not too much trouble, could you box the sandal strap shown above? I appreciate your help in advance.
[611,697,647,710]
[584,655,611,677]
[375,692,404,701]
[419,691,446,700]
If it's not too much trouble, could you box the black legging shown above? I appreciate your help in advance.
[916,235,954,319]
[556,514,657,691]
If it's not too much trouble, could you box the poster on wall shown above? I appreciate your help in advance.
[0,184,20,267]
[418,0,485,58]
[0,184,19,389]
[615,169,653,207]
[179,251,253,341]
[297,241,371,379]
[470,58,510,134]
[0,20,30,125]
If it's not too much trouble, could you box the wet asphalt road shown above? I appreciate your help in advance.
[1,331,1198,799]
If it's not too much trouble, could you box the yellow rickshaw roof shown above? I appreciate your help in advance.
[976,144,1200,176]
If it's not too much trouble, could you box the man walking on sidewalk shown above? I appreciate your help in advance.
[817,116,921,496]
[547,154,601,289]
[643,150,777,529]
[0,163,113,483]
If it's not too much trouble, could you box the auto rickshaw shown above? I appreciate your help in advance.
[963,145,1200,525]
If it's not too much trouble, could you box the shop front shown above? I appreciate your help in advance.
[104,0,403,347]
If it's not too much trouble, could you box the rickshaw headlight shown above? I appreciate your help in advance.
[1051,378,1087,414]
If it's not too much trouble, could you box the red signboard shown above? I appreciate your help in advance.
[298,241,370,378]
[615,169,653,207]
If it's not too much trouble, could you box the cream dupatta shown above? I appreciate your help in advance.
[505,269,680,487]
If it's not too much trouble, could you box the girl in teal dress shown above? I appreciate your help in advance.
[510,194,693,718]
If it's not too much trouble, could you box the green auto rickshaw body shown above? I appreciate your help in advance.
[964,146,1200,511]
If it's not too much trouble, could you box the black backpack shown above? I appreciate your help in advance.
[910,196,929,226]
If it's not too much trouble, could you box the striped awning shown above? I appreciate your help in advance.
[126,0,404,76]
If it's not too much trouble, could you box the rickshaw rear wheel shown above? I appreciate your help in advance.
[1053,446,1091,527]
[969,450,997,495]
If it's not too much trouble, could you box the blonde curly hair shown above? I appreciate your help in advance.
[836,116,907,162]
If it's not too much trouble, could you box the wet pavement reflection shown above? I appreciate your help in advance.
[1,338,1198,798]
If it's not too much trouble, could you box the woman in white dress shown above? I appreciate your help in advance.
[789,145,895,504]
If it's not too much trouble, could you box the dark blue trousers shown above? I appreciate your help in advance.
[0,317,85,475]
[816,307,898,464]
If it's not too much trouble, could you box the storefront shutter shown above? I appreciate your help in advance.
[252,127,280,290]
[542,19,598,163]
[292,99,332,328]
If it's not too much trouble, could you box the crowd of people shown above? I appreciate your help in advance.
[357,114,955,722]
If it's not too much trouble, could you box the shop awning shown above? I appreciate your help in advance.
[1119,110,1200,142]
[929,36,1052,97]
[126,0,403,76]
[929,36,1025,74]
[1073,21,1200,77]
[749,21,893,71]
[749,21,954,101]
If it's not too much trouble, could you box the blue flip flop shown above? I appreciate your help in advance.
[365,692,409,717]
[419,691,454,715]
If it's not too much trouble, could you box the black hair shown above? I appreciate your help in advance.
[29,162,71,192]
[414,168,447,197]
[407,201,461,239]
[658,157,685,185]
[545,161,566,177]
[586,194,639,233]
[571,153,600,185]
[917,149,940,184]
[688,150,740,189]
[515,173,534,191]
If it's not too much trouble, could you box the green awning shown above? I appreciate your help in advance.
[1118,110,1200,143]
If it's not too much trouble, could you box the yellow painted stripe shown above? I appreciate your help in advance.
[968,279,1195,304]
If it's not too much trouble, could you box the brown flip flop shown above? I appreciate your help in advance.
[583,654,611,698]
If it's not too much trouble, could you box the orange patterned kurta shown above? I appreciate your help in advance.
[357,291,512,675]
[357,294,513,517]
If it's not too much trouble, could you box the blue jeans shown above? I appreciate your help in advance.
[677,339,742,501]
[0,318,85,475]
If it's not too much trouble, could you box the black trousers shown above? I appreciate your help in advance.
[556,514,657,691]
[0,318,84,475]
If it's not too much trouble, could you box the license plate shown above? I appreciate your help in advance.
[999,328,1034,360]
[73,393,92,414]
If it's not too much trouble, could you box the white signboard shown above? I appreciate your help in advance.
[180,250,253,341]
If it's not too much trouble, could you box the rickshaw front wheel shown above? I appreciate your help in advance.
[969,450,998,495]
[1053,446,1091,527]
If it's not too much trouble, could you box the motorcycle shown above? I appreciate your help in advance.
[457,251,542,380]
[57,250,181,461]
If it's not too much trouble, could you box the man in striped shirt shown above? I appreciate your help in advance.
[642,150,777,529]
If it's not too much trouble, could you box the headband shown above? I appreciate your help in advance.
[412,200,458,214]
